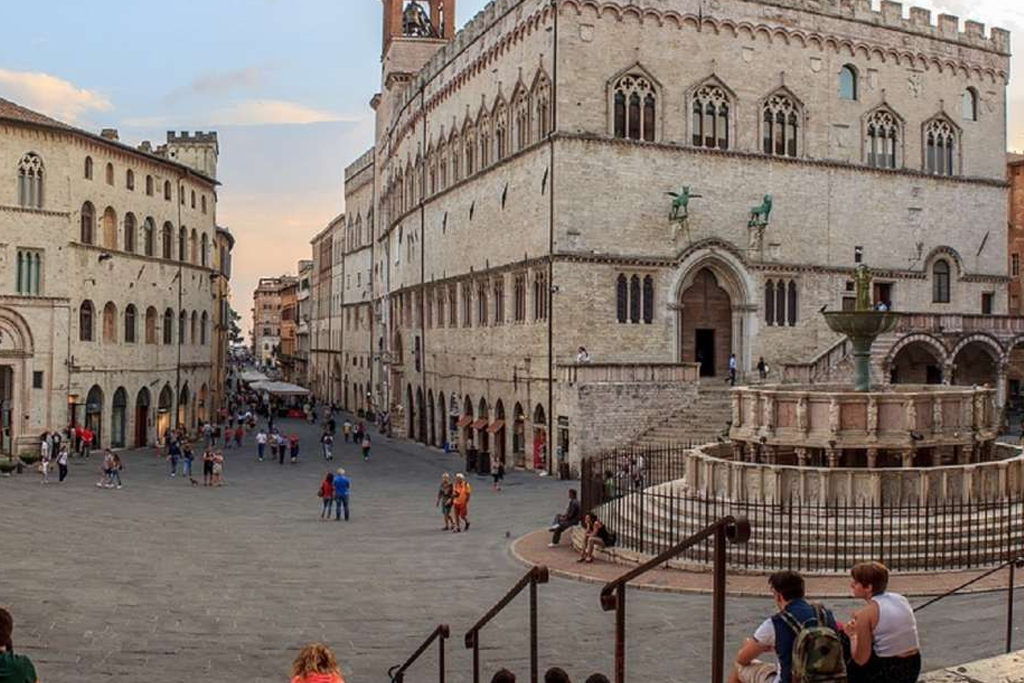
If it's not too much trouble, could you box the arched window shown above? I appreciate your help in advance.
[163,308,174,345]
[839,64,858,100]
[533,72,552,139]
[762,92,800,157]
[126,169,135,191]
[765,281,775,325]
[616,274,628,323]
[933,260,951,303]
[478,113,491,168]
[787,281,798,326]
[164,180,172,201]
[105,163,114,186]
[629,275,641,323]
[775,280,785,324]
[201,311,209,345]
[102,206,117,250]
[178,226,188,261]
[17,153,44,208]
[79,300,95,341]
[865,108,900,169]
[642,275,654,324]
[84,156,93,179]
[190,310,197,344]
[80,201,95,244]
[124,304,137,343]
[146,175,153,196]
[145,307,157,344]
[534,271,548,321]
[925,118,957,176]
[513,89,531,151]
[692,83,730,150]
[190,228,198,263]
[124,213,136,253]
[179,310,187,343]
[103,302,117,343]
[962,88,978,121]
[200,232,208,267]
[451,132,461,182]
[612,73,656,142]
[464,124,476,176]
[477,282,488,325]
[201,194,207,214]
[144,218,155,256]
[191,189,196,208]
[162,222,173,259]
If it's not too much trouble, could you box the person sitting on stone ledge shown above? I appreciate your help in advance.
[548,488,581,547]
[544,667,572,683]
[577,513,614,564]
[0,607,38,683]
[289,642,345,683]
[844,561,921,683]
[490,668,516,683]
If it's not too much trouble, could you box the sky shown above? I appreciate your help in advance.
[1,0,1022,337]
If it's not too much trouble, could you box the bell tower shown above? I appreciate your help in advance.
[381,0,455,60]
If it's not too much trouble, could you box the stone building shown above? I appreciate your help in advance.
[1009,154,1024,315]
[251,275,295,368]
[312,0,1013,471]
[211,226,235,413]
[278,277,299,382]
[0,98,226,454]
[293,260,313,385]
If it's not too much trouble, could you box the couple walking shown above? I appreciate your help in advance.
[318,468,352,521]
[436,473,471,532]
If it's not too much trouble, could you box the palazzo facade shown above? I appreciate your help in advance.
[0,98,228,454]
[309,0,1013,471]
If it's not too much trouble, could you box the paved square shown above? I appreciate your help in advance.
[0,416,1017,682]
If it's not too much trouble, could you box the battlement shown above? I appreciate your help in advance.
[166,130,219,145]
[345,147,376,181]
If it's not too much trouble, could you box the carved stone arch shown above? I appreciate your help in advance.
[950,333,1004,366]
[861,103,905,167]
[705,18,722,35]
[687,74,737,150]
[921,111,962,175]
[759,85,807,157]
[886,333,949,367]
[607,62,663,142]
[718,18,737,36]
[771,28,789,45]
[790,30,807,47]
[854,43,870,59]
[0,306,35,357]
[922,245,965,277]
[662,11,684,29]
[683,14,700,30]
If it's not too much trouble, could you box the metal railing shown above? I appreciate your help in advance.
[914,555,1024,654]
[464,565,549,683]
[388,624,450,683]
[599,516,751,683]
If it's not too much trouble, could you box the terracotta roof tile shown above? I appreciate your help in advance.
[0,96,73,130]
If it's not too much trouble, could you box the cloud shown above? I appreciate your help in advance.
[208,99,350,126]
[163,67,264,103]
[0,68,111,123]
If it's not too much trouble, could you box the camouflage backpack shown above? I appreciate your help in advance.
[779,604,847,683]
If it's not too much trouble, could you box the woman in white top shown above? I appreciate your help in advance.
[39,433,51,484]
[844,561,921,682]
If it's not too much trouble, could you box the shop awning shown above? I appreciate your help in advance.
[456,415,474,428]
[239,371,270,384]
[250,380,311,397]
[486,419,505,434]
[471,418,489,430]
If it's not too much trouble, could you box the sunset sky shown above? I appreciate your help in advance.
[1,0,1022,336]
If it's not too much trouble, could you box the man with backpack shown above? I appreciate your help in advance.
[729,570,846,683]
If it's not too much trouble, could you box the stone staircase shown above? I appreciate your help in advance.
[637,384,733,447]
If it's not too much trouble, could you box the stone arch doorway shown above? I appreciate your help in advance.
[198,384,208,424]
[512,402,526,468]
[951,340,1001,389]
[157,384,173,441]
[677,266,735,378]
[134,387,151,447]
[436,391,447,448]
[532,404,547,471]
[889,337,946,384]
[0,306,34,455]
[111,387,128,448]
[416,386,427,443]
[462,396,474,453]
[406,383,414,437]
[477,398,490,455]
[427,389,436,446]
[85,385,104,446]
[492,400,506,464]
[178,383,190,429]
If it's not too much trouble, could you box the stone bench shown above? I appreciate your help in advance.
[920,649,1024,681]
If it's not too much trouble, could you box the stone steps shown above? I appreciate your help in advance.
[638,386,733,447]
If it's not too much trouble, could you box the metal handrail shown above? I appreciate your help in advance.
[387,623,450,683]
[599,515,751,683]
[914,555,1024,654]
[464,565,549,683]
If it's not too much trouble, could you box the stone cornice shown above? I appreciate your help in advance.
[69,241,219,277]
[390,255,550,295]
[0,204,71,218]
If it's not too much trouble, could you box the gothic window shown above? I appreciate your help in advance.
[764,279,798,326]
[179,310,187,343]
[439,140,448,189]
[144,218,155,256]
[15,249,42,295]
[493,276,505,324]
[164,180,172,201]
[201,311,209,345]
[191,190,196,209]
[80,201,95,244]
[533,271,547,321]
[162,222,174,259]
[924,117,957,176]
[477,282,488,325]
[533,72,551,139]
[762,92,800,157]
[179,226,188,261]
[200,232,208,266]
[462,282,472,327]
[865,108,900,169]
[787,281,798,326]
[451,133,461,182]
[616,275,628,323]
[629,275,641,323]
[765,281,775,325]
[839,64,858,100]
[79,301,95,341]
[105,163,114,185]
[775,281,785,324]
[933,259,951,303]
[103,302,117,343]
[146,175,153,196]
[124,213,137,253]
[514,273,527,322]
[201,194,208,214]
[478,113,491,168]
[494,102,508,162]
[513,89,531,151]
[448,285,457,327]
[643,275,654,324]
[962,88,979,122]
[190,311,197,344]
[124,304,137,343]
[691,83,730,150]
[612,73,656,142]
[126,169,135,191]
[84,156,93,179]
[17,153,44,208]
[464,125,476,176]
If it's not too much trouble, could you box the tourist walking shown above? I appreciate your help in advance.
[203,448,215,486]
[728,353,738,386]
[436,473,454,530]
[212,451,224,486]
[342,419,352,443]
[182,442,196,484]
[318,472,334,520]
[289,642,346,683]
[333,468,351,521]
[491,452,505,492]
[167,437,181,477]
[97,449,115,488]
[844,561,921,683]
[578,513,614,563]
[39,434,51,484]
[452,473,471,532]
[278,433,288,465]
[256,428,267,461]
[56,442,69,483]
[321,432,334,461]
[234,424,244,448]
[360,432,371,462]
[108,452,124,489]
[81,425,94,458]
[289,433,300,463]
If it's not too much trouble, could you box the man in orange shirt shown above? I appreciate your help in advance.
[452,473,472,533]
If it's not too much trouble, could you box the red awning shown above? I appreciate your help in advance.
[456,415,473,428]
[486,419,505,434]
[471,418,489,430]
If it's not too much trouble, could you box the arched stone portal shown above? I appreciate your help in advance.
[952,340,1001,389]
[134,387,151,447]
[416,386,426,443]
[677,266,735,378]
[889,337,946,384]
[111,387,128,448]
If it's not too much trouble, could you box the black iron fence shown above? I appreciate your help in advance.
[581,446,1024,573]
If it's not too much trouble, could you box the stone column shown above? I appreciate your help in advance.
[866,447,878,468]
[997,361,1009,412]
[795,446,808,467]
[867,397,878,438]
[731,392,742,428]
[826,447,839,468]
[900,448,915,469]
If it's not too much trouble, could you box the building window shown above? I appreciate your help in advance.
[32,371,43,389]
[514,273,527,322]
[765,279,798,326]
[126,169,135,191]
[124,213,136,253]
[924,118,957,176]
[163,308,174,344]
[533,71,551,139]
[982,292,994,315]
[494,277,505,324]
[787,281,798,326]
[865,109,899,169]
[765,281,775,325]
[629,275,641,323]
[962,88,978,122]
[201,311,209,345]
[1014,253,1021,278]
[533,271,548,321]
[79,300,95,341]
[15,249,42,295]
[191,190,196,209]
[124,304,137,343]
[643,275,654,324]
[762,92,800,157]
[616,274,628,323]
[201,194,208,214]
[143,218,155,256]
[932,260,951,303]
[105,163,114,186]
[179,227,188,261]
[102,302,117,343]
[146,175,153,196]
[477,282,488,325]
[84,156,93,179]
[164,180,172,201]
[612,72,656,142]
[436,288,445,328]
[80,201,95,244]
[145,307,157,344]
[513,90,531,151]
[462,283,472,327]
[839,64,858,100]
[17,153,44,208]
[691,83,730,150]
[616,273,654,324]
[201,233,208,267]
[448,285,457,327]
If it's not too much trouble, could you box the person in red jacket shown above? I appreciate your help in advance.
[81,426,94,458]
[318,472,334,521]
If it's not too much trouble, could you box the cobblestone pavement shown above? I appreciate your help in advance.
[1,416,1019,682]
